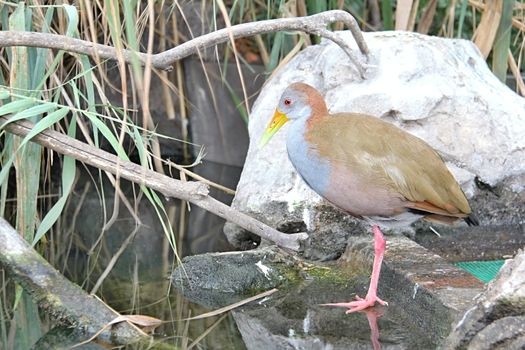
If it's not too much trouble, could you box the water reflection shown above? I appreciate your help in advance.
[363,308,384,350]
[225,281,432,350]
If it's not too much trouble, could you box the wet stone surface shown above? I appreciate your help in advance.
[171,236,484,349]
[231,281,437,350]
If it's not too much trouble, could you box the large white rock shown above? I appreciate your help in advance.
[226,31,525,252]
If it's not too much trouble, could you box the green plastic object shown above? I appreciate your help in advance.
[454,260,505,283]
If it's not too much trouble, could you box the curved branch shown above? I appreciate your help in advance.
[0,10,369,77]
[1,117,308,251]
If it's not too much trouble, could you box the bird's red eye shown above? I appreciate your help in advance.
[284,98,292,106]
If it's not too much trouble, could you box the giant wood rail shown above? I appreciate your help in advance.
[260,83,478,313]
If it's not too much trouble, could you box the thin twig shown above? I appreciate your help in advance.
[0,10,369,77]
[166,159,236,195]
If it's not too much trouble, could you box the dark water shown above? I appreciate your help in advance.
[3,162,443,349]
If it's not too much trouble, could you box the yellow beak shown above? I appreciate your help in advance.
[259,109,289,147]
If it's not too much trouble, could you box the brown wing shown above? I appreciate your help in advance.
[309,113,472,218]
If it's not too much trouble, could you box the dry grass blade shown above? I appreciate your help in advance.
[445,0,457,38]
[469,0,525,32]
[395,0,414,31]
[407,0,420,32]
[181,309,191,350]
[473,0,503,58]
[168,160,236,195]
[295,0,312,46]
[417,0,438,34]
[268,36,305,82]
[183,288,278,321]
[508,49,525,96]
[109,314,163,331]
[254,33,269,67]
[217,0,251,116]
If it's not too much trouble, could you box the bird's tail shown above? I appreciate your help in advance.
[464,213,480,226]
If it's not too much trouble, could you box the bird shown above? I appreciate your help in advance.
[259,82,478,313]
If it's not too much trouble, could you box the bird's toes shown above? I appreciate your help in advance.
[345,304,369,314]
[320,295,387,313]
[320,302,357,308]
[375,297,388,306]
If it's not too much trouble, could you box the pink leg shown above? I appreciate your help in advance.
[321,225,388,313]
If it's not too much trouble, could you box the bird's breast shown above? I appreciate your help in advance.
[286,118,332,195]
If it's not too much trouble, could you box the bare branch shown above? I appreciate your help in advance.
[0,10,368,77]
[1,117,308,251]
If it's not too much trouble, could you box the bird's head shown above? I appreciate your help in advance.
[259,83,326,147]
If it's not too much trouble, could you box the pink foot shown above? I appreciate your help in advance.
[322,225,389,314]
[321,294,388,313]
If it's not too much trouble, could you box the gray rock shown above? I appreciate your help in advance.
[443,249,525,349]
[224,31,525,253]
[171,247,290,308]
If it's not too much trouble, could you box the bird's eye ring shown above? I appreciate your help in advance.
[284,98,292,106]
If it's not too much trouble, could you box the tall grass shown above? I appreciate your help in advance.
[0,2,184,347]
